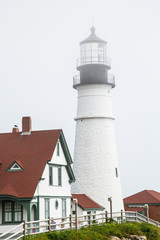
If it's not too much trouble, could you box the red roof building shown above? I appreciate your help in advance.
[124,190,160,222]
[71,194,104,224]
[0,117,75,225]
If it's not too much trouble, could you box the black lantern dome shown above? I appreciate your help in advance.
[80,27,106,44]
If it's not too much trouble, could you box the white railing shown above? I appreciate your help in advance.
[0,222,24,240]
[0,211,160,240]
[73,75,80,86]
[124,211,160,227]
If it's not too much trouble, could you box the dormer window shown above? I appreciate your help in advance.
[7,161,23,172]
[12,163,21,169]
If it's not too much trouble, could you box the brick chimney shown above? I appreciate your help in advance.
[12,127,19,133]
[22,116,32,135]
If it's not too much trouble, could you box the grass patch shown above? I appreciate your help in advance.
[25,222,160,240]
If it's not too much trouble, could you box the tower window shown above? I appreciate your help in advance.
[115,168,118,178]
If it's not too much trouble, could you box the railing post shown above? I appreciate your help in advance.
[75,202,78,230]
[73,198,78,230]
[135,211,137,222]
[88,213,91,227]
[48,217,51,231]
[105,211,108,223]
[69,214,72,229]
[23,220,26,240]
[121,209,123,223]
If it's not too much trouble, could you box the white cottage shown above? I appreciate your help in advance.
[71,194,105,226]
[0,117,75,226]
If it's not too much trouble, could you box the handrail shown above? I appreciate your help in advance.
[4,230,23,240]
[0,222,23,238]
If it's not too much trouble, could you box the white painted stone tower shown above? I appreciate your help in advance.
[72,28,124,212]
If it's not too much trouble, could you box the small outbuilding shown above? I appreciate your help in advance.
[71,194,105,226]
[124,190,160,222]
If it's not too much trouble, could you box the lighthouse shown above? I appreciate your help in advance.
[71,27,124,212]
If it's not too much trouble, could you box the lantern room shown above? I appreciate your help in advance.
[73,27,115,89]
[77,27,110,69]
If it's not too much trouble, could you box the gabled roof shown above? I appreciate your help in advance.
[124,190,160,204]
[0,129,75,199]
[72,194,104,210]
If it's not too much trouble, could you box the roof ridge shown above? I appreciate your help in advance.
[146,190,160,200]
[124,189,160,204]
[0,129,62,135]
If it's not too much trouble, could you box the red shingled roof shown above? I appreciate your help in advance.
[72,194,104,210]
[124,190,160,204]
[0,129,61,199]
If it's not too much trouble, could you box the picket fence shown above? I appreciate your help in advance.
[0,210,160,240]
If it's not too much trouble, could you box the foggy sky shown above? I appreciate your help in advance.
[0,0,160,198]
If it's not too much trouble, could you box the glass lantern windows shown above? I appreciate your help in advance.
[80,42,106,65]
[85,43,92,51]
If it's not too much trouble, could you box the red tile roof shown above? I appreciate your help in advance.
[0,129,61,199]
[72,194,104,210]
[124,190,160,204]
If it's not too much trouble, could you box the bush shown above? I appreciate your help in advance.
[25,222,160,240]
[140,222,160,240]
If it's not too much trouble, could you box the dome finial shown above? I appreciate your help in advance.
[91,26,95,35]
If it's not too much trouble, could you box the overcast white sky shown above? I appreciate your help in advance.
[0,0,160,198]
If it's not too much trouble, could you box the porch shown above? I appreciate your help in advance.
[0,197,39,230]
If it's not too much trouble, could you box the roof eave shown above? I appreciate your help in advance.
[0,195,33,201]
[59,131,76,182]
[82,207,105,211]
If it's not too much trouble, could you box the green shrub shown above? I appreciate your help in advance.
[24,222,160,240]
[140,222,160,240]
[116,222,142,237]
[26,232,49,240]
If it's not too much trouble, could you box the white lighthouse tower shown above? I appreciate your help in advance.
[72,27,124,212]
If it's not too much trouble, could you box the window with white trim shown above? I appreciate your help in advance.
[49,167,53,185]
[49,166,62,186]
[2,201,23,223]
[45,199,50,219]
[57,141,60,156]
[62,199,66,218]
